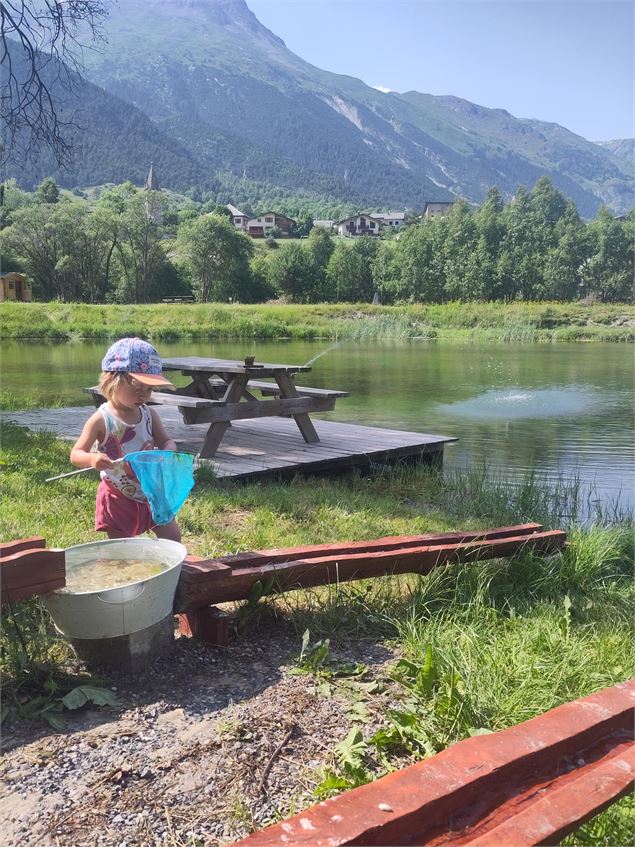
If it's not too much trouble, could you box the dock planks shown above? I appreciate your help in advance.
[6,406,457,481]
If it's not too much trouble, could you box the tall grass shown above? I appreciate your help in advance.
[1,422,632,841]
[1,301,634,342]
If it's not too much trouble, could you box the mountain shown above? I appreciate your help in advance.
[3,41,215,195]
[595,139,635,163]
[7,0,634,215]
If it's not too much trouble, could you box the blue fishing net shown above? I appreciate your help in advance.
[126,451,195,526]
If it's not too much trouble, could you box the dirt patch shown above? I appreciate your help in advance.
[0,620,397,846]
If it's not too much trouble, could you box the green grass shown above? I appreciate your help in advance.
[1,422,633,842]
[1,301,634,343]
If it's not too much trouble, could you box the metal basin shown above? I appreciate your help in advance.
[43,538,186,639]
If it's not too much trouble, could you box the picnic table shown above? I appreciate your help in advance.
[86,356,348,458]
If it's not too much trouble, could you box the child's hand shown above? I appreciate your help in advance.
[91,452,115,471]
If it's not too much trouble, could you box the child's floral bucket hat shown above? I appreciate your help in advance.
[101,337,175,388]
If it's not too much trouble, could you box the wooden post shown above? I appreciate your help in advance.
[274,371,320,443]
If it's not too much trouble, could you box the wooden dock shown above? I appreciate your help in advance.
[6,406,456,481]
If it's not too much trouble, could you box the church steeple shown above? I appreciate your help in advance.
[144,162,159,191]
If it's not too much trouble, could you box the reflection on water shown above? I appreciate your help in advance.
[2,339,633,510]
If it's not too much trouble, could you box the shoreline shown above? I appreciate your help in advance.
[1,301,634,343]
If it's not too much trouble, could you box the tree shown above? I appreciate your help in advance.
[325,238,378,303]
[582,208,634,302]
[499,187,541,300]
[393,217,445,302]
[35,176,59,204]
[0,201,61,298]
[268,241,316,303]
[542,200,588,300]
[0,177,31,229]
[111,191,169,303]
[1,1,107,166]
[442,200,479,300]
[292,215,313,238]
[305,225,334,300]
[177,213,255,302]
[473,186,505,298]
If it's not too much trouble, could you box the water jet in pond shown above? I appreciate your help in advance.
[439,386,607,420]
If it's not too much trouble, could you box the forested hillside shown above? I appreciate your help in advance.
[4,1,633,216]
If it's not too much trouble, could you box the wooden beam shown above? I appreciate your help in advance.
[209,523,545,569]
[232,680,635,847]
[1,547,65,605]
[180,395,335,425]
[175,529,566,611]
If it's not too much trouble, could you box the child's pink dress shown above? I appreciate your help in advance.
[94,404,156,536]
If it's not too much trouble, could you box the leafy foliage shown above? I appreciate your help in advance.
[1,177,633,304]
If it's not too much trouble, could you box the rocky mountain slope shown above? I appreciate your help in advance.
[7,0,633,215]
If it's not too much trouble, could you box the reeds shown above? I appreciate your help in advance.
[1,301,633,342]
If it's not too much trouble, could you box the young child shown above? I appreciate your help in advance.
[71,337,182,542]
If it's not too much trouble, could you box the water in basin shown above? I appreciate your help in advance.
[61,558,168,594]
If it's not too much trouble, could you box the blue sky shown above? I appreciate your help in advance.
[247,0,634,141]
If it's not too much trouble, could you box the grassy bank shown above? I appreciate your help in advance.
[1,301,634,342]
[1,421,633,841]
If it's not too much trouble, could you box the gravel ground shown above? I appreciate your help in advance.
[0,619,398,847]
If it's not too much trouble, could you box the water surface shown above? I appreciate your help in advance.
[2,339,632,509]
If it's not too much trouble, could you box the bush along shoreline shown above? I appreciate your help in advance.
[1,301,634,343]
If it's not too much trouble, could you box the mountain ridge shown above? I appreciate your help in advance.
[6,0,633,216]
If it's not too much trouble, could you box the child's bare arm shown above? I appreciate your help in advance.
[149,409,177,451]
[70,412,114,471]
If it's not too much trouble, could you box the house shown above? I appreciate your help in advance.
[0,272,32,302]
[423,201,454,218]
[246,212,296,238]
[336,214,382,237]
[372,211,406,229]
[312,219,335,231]
[227,204,249,230]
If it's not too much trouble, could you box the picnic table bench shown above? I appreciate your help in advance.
[85,355,348,459]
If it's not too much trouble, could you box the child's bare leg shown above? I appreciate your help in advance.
[154,520,181,543]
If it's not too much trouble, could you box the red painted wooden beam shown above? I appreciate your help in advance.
[215,523,546,569]
[232,680,635,847]
[0,538,65,605]
[175,528,566,611]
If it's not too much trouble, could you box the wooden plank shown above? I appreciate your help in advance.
[181,396,335,425]
[464,744,635,846]
[175,531,566,610]
[1,578,67,605]
[244,380,349,399]
[152,392,220,409]
[0,537,46,558]
[204,523,545,569]
[161,356,312,374]
[1,548,66,605]
[83,386,218,409]
[178,524,543,583]
[231,681,635,847]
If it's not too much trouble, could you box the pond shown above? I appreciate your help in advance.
[2,339,632,511]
